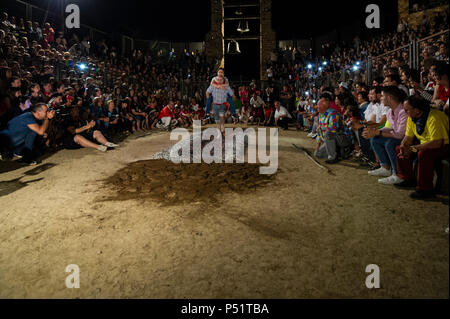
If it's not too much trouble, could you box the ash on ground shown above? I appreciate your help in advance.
[151,133,247,163]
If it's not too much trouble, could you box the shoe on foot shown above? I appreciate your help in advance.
[352,150,362,158]
[368,166,391,177]
[97,145,108,152]
[325,158,339,164]
[13,153,23,160]
[378,174,404,185]
[310,133,317,139]
[105,142,119,148]
[394,180,417,189]
[409,190,436,200]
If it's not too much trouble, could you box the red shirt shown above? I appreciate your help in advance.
[195,106,205,118]
[329,101,344,116]
[264,105,274,118]
[158,106,174,119]
[438,85,449,102]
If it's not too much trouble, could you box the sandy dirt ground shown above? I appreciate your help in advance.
[0,127,448,299]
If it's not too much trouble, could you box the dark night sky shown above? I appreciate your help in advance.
[15,0,398,41]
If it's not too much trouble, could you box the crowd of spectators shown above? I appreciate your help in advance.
[0,10,224,165]
[0,8,449,200]
[266,10,448,96]
[261,10,449,199]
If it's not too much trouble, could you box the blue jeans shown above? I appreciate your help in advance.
[358,129,375,162]
[311,120,317,133]
[206,95,236,115]
[370,136,402,174]
[296,114,304,127]
[0,129,37,160]
[212,104,226,123]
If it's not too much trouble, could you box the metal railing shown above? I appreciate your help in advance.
[369,29,449,80]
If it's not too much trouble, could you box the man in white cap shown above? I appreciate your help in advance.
[339,82,349,93]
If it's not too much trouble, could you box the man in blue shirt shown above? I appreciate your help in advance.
[0,103,54,164]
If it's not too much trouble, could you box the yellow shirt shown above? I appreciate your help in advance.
[405,109,449,145]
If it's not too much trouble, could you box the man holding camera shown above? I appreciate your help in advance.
[0,102,54,165]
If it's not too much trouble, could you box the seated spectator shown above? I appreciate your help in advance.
[179,104,193,128]
[295,94,306,130]
[145,100,160,124]
[0,102,54,164]
[395,96,449,199]
[249,92,264,126]
[63,106,118,152]
[153,100,177,130]
[305,98,319,138]
[384,73,409,96]
[29,83,44,104]
[363,86,408,185]
[119,99,136,133]
[263,101,274,127]
[105,100,120,133]
[131,95,149,131]
[431,62,449,115]
[273,100,292,130]
[90,96,110,130]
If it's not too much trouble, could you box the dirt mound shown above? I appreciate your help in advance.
[102,159,275,205]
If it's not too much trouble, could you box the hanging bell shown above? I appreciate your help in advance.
[237,21,243,33]
[237,20,250,33]
[227,40,241,54]
[242,20,250,33]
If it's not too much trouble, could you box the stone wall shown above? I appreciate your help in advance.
[259,0,276,81]
[398,0,449,29]
[205,0,224,70]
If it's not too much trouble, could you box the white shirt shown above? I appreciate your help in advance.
[365,102,389,123]
[191,104,199,112]
[274,106,292,119]
[250,96,264,108]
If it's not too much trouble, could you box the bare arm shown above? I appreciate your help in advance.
[415,139,445,150]
[28,119,50,136]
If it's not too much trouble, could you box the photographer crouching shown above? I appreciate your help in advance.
[0,103,55,165]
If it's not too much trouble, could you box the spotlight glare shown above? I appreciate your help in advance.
[307,64,313,69]
[79,63,87,70]
[322,61,327,66]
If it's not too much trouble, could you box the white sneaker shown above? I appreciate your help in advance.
[311,133,317,139]
[378,174,404,185]
[307,132,314,137]
[97,145,108,152]
[368,166,391,177]
[105,142,119,148]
